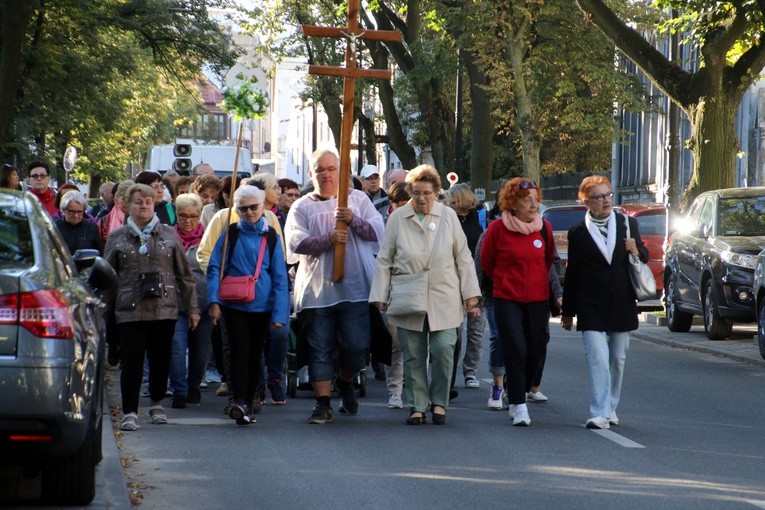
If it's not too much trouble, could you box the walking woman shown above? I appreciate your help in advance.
[370,165,480,426]
[104,184,200,431]
[560,176,648,429]
[206,185,289,425]
[480,178,555,426]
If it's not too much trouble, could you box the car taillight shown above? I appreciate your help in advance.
[0,290,75,339]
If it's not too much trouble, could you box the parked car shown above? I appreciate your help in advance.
[664,186,765,340]
[616,203,667,296]
[751,250,765,359]
[0,190,116,505]
[541,203,587,283]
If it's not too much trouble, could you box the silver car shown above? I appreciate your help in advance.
[0,190,116,505]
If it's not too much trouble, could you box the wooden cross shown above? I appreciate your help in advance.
[301,0,402,282]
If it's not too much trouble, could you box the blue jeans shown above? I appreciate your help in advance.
[169,314,213,396]
[307,301,370,382]
[259,322,289,385]
[582,330,630,419]
[486,305,504,376]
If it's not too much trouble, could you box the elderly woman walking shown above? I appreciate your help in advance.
[104,184,200,431]
[168,193,213,408]
[370,165,480,426]
[561,176,648,430]
[54,191,103,255]
[480,178,555,426]
[206,186,289,425]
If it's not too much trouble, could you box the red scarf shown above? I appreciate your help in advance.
[175,223,204,250]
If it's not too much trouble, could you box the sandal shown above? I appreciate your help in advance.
[406,411,427,425]
[120,412,139,431]
[149,405,168,425]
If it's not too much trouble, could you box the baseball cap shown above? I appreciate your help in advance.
[360,164,379,179]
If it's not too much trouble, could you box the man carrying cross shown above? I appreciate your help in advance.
[285,148,384,424]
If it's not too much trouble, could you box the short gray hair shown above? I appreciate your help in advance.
[310,147,339,173]
[60,190,88,210]
[233,185,264,208]
[175,192,203,214]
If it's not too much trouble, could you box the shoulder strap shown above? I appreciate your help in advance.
[223,223,240,275]
[478,208,487,231]
[266,227,277,257]
[165,202,176,225]
[540,219,548,242]
[623,213,630,238]
[253,236,268,279]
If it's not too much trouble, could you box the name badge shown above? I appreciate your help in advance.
[533,239,543,248]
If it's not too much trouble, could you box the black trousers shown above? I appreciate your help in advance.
[221,307,270,405]
[119,320,176,414]
[493,299,549,405]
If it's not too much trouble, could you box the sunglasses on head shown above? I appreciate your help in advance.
[515,180,537,190]
[237,204,260,213]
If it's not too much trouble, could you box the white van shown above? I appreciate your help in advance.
[146,141,253,178]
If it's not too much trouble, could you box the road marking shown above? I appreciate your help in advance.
[746,500,765,509]
[167,418,232,426]
[591,429,645,448]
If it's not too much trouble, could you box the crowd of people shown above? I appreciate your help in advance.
[1,151,648,430]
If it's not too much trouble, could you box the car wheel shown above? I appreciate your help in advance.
[665,272,693,332]
[703,280,733,340]
[41,428,96,505]
[758,300,765,360]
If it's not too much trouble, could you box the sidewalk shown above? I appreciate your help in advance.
[633,313,765,368]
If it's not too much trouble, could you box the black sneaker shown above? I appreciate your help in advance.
[107,343,120,367]
[250,398,263,415]
[229,402,252,425]
[308,402,333,424]
[186,388,201,404]
[337,379,359,415]
[171,392,187,409]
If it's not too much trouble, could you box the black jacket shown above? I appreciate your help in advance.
[55,218,103,255]
[562,214,648,332]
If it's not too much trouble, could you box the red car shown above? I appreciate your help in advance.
[616,203,668,295]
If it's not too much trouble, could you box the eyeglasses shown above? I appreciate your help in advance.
[151,183,165,190]
[64,208,84,216]
[588,192,614,202]
[29,173,48,179]
[271,184,281,191]
[237,204,261,213]
[515,180,537,190]
[178,213,200,221]
[285,192,300,198]
[411,191,434,198]
[314,166,337,175]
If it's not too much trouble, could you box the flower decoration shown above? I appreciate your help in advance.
[222,79,267,120]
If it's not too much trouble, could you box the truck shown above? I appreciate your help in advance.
[145,141,253,178]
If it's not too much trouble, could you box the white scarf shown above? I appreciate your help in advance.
[127,215,160,255]
[584,210,616,264]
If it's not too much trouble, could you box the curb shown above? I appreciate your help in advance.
[100,389,132,509]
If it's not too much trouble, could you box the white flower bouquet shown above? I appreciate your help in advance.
[222,79,267,120]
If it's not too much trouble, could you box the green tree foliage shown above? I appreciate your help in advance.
[0,0,237,188]
[576,0,765,207]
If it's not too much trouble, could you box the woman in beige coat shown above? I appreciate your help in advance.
[370,165,480,425]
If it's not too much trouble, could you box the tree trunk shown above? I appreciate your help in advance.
[506,40,541,183]
[418,85,455,176]
[0,0,32,150]
[682,93,739,209]
[462,49,493,193]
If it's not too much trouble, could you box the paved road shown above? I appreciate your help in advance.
[3,314,764,509]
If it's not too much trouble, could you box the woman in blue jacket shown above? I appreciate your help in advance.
[206,185,289,425]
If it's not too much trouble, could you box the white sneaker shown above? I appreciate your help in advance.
[487,385,503,410]
[508,404,516,420]
[586,416,610,429]
[465,376,480,389]
[513,409,531,426]
[527,390,548,402]
[387,395,403,409]
[609,412,619,426]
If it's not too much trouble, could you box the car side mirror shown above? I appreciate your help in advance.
[691,224,710,239]
[72,249,100,272]
[87,256,118,294]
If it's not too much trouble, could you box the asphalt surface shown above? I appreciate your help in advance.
[3,308,762,508]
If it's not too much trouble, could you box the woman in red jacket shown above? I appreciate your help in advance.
[480,178,554,426]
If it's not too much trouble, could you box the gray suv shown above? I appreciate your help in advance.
[0,190,116,505]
